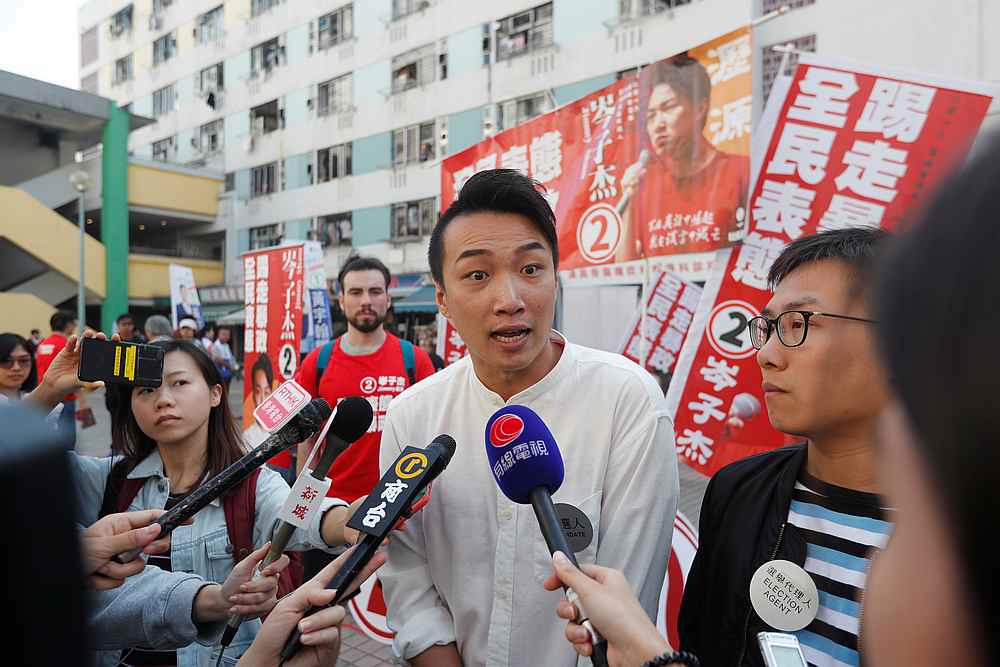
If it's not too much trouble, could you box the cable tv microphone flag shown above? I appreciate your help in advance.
[485,405,610,667]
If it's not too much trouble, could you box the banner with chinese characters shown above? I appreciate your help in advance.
[440,27,752,286]
[665,53,996,476]
[301,241,333,355]
[619,271,703,377]
[241,245,305,467]
[436,314,468,366]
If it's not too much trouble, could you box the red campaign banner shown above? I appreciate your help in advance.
[436,314,468,366]
[666,53,996,477]
[241,245,305,467]
[441,27,752,286]
[619,271,703,376]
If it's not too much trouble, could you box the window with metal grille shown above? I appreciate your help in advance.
[152,84,175,117]
[250,100,281,134]
[317,73,352,115]
[198,119,224,153]
[252,0,281,18]
[392,0,431,21]
[249,223,282,249]
[316,143,352,183]
[197,5,224,43]
[392,121,436,165]
[198,62,224,94]
[153,32,177,66]
[251,163,278,197]
[152,136,175,162]
[251,36,284,76]
[762,0,815,14]
[391,198,437,239]
[391,42,445,93]
[761,33,817,102]
[113,55,133,84]
[109,5,132,38]
[311,213,352,247]
[498,91,552,130]
[317,4,353,50]
[619,0,692,19]
[495,2,553,61]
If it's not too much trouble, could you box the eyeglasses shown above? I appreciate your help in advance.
[0,356,32,370]
[748,310,877,350]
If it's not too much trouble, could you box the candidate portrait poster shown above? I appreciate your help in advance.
[169,263,204,330]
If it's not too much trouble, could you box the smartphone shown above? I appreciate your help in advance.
[78,337,164,388]
[758,632,809,667]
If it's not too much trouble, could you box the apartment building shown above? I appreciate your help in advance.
[78,0,999,298]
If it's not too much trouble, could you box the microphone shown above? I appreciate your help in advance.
[219,396,374,649]
[280,434,458,660]
[112,398,332,565]
[615,148,649,215]
[485,405,610,667]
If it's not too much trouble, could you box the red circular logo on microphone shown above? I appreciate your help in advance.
[489,414,524,447]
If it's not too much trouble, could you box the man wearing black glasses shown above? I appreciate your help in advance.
[678,227,894,667]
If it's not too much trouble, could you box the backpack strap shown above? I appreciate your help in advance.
[99,459,147,518]
[399,339,416,386]
[315,338,339,388]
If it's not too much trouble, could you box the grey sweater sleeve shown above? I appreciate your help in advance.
[88,566,225,650]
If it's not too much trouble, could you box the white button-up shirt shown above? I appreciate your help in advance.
[378,334,679,667]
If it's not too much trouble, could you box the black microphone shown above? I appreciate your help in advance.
[280,434,458,661]
[112,398,332,565]
[219,396,374,649]
[485,405,610,667]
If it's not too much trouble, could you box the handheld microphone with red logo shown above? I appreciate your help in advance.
[112,398,333,565]
[280,433,458,661]
[218,396,374,653]
[485,405,610,667]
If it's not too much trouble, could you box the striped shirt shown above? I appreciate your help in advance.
[787,472,894,667]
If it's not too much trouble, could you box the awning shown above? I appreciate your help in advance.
[216,308,246,325]
[201,303,243,321]
[393,285,437,313]
[388,272,429,298]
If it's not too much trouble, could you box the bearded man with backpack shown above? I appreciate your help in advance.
[294,256,436,580]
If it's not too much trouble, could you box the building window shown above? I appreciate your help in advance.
[197,119,224,153]
[311,213,352,247]
[224,172,235,191]
[391,42,446,93]
[762,33,817,102]
[392,0,431,21]
[249,223,282,249]
[109,5,133,38]
[392,198,437,240]
[316,143,352,183]
[252,0,282,17]
[316,4,353,51]
[392,121,436,165]
[250,100,282,134]
[81,72,99,94]
[496,2,553,61]
[153,32,178,66]
[316,73,352,116]
[152,0,174,14]
[81,27,98,66]
[113,55,133,85]
[152,136,175,162]
[618,0,692,19]
[196,5,224,43]
[251,163,278,197]
[762,0,815,13]
[152,84,175,117]
[498,91,552,130]
[251,36,285,77]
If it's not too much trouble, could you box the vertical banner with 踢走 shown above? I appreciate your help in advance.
[666,53,997,477]
[169,263,205,330]
[241,245,305,467]
[619,271,703,377]
[440,26,752,286]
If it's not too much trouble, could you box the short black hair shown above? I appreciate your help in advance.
[30,329,39,336]
[646,54,712,129]
[116,313,134,324]
[337,256,391,292]
[876,134,1000,663]
[767,227,890,301]
[50,311,76,333]
[429,169,558,287]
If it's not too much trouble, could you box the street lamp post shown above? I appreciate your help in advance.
[69,170,92,334]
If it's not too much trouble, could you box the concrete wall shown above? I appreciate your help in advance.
[0,117,61,186]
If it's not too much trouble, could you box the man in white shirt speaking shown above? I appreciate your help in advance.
[378,168,679,667]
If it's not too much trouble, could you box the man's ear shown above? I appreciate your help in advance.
[434,281,449,319]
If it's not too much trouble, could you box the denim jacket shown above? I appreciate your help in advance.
[72,451,345,667]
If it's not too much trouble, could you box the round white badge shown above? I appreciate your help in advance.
[749,559,819,631]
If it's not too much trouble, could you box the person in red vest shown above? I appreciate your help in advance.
[35,310,79,448]
[294,256,434,579]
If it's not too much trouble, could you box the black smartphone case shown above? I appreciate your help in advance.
[78,338,164,388]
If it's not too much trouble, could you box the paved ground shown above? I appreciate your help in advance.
[75,378,708,666]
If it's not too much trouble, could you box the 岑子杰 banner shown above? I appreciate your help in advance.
[666,53,997,476]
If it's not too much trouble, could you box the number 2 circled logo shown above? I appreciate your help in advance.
[576,203,623,264]
[706,300,758,360]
